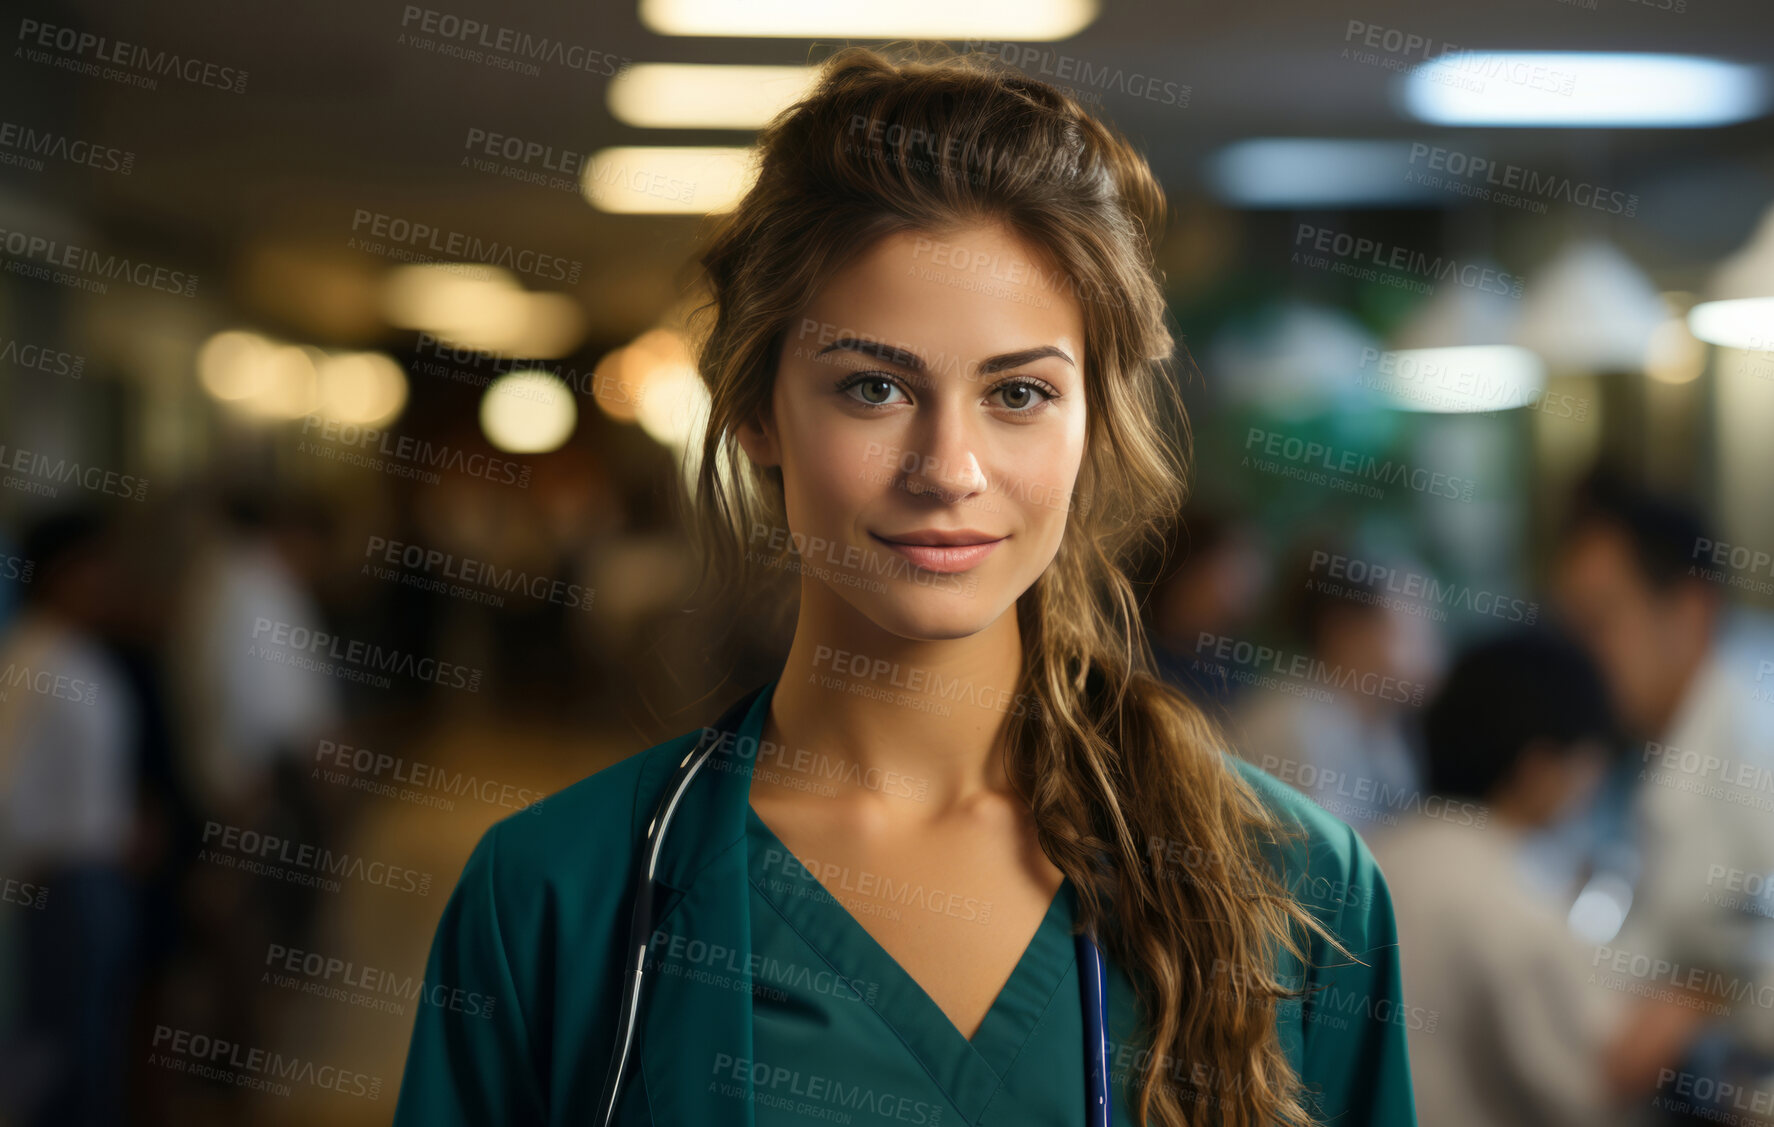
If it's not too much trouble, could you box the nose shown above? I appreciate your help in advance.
[897,400,988,504]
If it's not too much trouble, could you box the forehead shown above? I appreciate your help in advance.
[795,222,1086,373]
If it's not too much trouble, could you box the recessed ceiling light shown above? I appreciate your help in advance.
[609,65,818,130]
[639,0,1096,39]
[1400,52,1765,127]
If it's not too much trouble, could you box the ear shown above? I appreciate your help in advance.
[734,408,781,469]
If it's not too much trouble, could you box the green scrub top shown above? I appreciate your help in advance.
[390,676,1419,1127]
[744,803,1092,1126]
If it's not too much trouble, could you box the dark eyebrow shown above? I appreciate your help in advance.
[814,337,1073,377]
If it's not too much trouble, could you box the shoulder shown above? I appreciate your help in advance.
[455,727,699,910]
[1220,750,1394,937]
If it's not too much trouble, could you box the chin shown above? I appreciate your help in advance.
[846,587,1007,642]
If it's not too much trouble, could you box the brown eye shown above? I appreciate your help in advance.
[839,374,909,408]
[857,377,895,404]
[991,380,1055,412]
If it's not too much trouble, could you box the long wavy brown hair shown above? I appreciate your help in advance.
[679,42,1354,1127]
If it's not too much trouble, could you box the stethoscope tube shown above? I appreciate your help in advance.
[594,688,755,1127]
[594,684,1113,1125]
[1077,929,1112,1127]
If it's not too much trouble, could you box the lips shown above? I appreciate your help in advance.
[869,530,1007,574]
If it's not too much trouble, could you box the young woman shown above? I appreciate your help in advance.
[394,44,1417,1127]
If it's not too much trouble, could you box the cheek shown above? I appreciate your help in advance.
[779,413,873,518]
[1005,427,1085,540]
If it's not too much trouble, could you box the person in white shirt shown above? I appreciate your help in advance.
[1369,628,1640,1127]
[1551,471,1774,1099]
[0,509,139,1127]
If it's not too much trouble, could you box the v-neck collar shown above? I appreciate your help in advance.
[743,793,1079,1122]
[632,676,1088,1127]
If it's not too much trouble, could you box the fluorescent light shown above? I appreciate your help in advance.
[252,345,326,419]
[1692,202,1774,350]
[480,371,577,454]
[1688,297,1774,351]
[592,329,705,446]
[634,360,709,452]
[1207,140,1444,207]
[1402,53,1765,127]
[380,266,585,358]
[582,146,754,214]
[198,330,275,401]
[609,64,817,129]
[1357,346,1546,413]
[318,352,408,426]
[639,0,1096,39]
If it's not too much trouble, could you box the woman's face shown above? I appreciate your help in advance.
[738,220,1089,642]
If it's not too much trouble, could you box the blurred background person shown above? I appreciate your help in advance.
[1146,510,1271,720]
[1230,545,1438,838]
[1371,626,1639,1127]
[170,489,342,829]
[0,509,141,1127]
[1550,469,1774,1105]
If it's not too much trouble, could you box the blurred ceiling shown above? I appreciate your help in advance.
[7,0,1774,346]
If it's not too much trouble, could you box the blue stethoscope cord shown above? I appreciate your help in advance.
[1078,928,1113,1127]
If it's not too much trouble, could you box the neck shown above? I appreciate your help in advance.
[762,579,1027,815]
[1649,645,1710,739]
